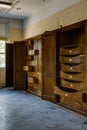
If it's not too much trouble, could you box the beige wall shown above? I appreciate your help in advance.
[0,18,23,43]
[24,0,87,39]
[9,28,23,43]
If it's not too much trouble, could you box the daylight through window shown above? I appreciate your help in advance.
[0,40,5,68]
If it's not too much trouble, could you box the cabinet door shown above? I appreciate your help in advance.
[6,44,13,87]
[43,75,56,102]
[43,35,56,74]
[13,41,26,90]
[42,33,56,102]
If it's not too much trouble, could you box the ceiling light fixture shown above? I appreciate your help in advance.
[0,1,12,9]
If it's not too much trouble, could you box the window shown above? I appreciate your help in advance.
[0,40,5,68]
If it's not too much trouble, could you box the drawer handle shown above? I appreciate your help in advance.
[69,50,72,53]
[80,54,85,57]
[69,59,72,61]
[70,67,73,70]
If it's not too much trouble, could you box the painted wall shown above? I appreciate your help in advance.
[23,0,87,39]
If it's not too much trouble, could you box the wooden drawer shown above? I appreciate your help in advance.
[27,83,34,91]
[60,71,84,81]
[27,45,34,50]
[27,84,37,93]
[27,72,37,77]
[26,40,34,46]
[26,55,34,61]
[26,60,37,66]
[60,63,85,72]
[28,50,39,55]
[60,96,82,110]
[28,66,35,72]
[28,77,38,83]
[60,78,84,91]
[55,87,82,102]
[60,46,80,55]
[60,55,84,63]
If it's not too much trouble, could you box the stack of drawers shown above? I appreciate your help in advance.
[60,44,85,91]
[26,37,42,97]
[58,44,86,110]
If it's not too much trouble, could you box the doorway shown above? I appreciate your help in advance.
[0,40,13,88]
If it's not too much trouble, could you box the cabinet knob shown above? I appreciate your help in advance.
[70,67,73,70]
[69,50,72,53]
[70,75,72,78]
[69,59,72,61]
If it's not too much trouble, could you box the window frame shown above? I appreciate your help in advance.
[0,40,6,68]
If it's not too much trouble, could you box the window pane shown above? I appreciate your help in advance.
[0,54,5,68]
[0,40,5,53]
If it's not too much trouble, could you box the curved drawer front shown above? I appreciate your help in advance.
[60,46,80,55]
[55,87,82,102]
[60,71,84,81]
[60,79,85,91]
[60,63,85,72]
[60,55,84,63]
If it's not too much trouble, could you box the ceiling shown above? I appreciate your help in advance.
[0,0,81,20]
[0,0,53,19]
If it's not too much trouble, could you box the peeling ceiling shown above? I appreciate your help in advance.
[0,0,81,20]
[0,0,53,19]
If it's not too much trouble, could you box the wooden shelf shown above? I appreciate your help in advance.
[26,35,43,97]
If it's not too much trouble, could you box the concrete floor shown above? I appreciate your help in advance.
[0,88,87,130]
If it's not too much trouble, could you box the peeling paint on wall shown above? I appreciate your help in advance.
[24,0,87,39]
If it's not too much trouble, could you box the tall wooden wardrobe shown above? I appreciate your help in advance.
[55,20,87,115]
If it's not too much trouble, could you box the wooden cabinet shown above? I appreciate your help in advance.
[26,35,43,97]
[55,20,87,115]
[13,41,26,90]
[42,31,56,102]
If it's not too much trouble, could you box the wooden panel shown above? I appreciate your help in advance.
[14,41,26,90]
[42,32,56,102]
[6,44,13,87]
[43,76,56,102]
[43,34,56,74]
